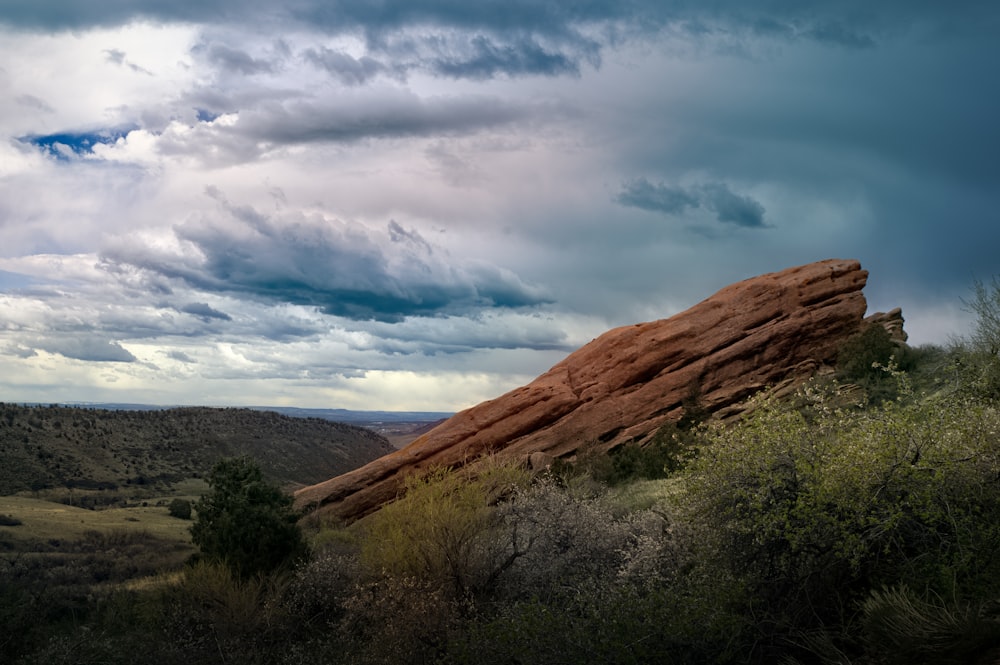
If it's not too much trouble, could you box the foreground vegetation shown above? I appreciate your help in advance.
[4,283,1000,663]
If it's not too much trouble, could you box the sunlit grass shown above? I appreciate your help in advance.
[0,494,194,544]
[606,476,682,514]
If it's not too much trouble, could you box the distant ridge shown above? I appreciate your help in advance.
[0,404,396,495]
[27,402,453,424]
[248,406,454,424]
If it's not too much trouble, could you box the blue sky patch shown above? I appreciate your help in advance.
[21,127,134,160]
[196,108,220,123]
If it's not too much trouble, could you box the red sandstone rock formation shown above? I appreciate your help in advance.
[295,258,876,523]
[865,307,908,344]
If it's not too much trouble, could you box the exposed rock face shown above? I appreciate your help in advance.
[295,259,875,523]
[865,307,908,344]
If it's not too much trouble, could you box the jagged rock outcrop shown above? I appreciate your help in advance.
[865,307,908,344]
[295,258,880,523]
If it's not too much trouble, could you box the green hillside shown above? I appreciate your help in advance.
[0,404,394,497]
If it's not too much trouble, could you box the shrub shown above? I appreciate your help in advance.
[167,498,191,520]
[283,550,358,633]
[0,514,22,526]
[966,276,1000,357]
[837,323,900,402]
[494,477,673,604]
[359,459,531,599]
[190,456,308,579]
[952,276,1000,401]
[156,560,293,664]
[674,387,1000,660]
[450,479,695,664]
[339,574,460,665]
[341,461,538,663]
[838,323,896,379]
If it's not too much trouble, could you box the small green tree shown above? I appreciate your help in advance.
[190,456,307,579]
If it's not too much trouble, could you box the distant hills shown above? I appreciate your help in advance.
[0,403,401,496]
[29,402,453,424]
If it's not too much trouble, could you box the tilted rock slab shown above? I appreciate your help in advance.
[295,258,872,523]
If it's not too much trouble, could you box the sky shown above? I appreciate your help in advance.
[1,2,998,412]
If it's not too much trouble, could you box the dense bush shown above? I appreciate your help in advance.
[836,323,900,403]
[191,456,308,579]
[674,384,1000,661]
[168,498,192,520]
[838,322,896,380]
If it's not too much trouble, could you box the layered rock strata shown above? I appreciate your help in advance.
[295,258,875,523]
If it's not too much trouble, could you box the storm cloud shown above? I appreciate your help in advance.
[5,1,994,84]
[178,302,232,322]
[617,179,767,228]
[99,196,550,322]
[303,47,387,86]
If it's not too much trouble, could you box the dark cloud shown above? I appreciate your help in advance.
[429,34,585,79]
[179,302,232,321]
[240,93,532,143]
[166,350,195,363]
[0,0,253,31]
[302,47,387,85]
[616,178,767,228]
[0,1,984,39]
[698,183,767,228]
[200,43,277,75]
[616,179,699,215]
[99,196,551,322]
[38,337,137,362]
[4,1,992,85]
